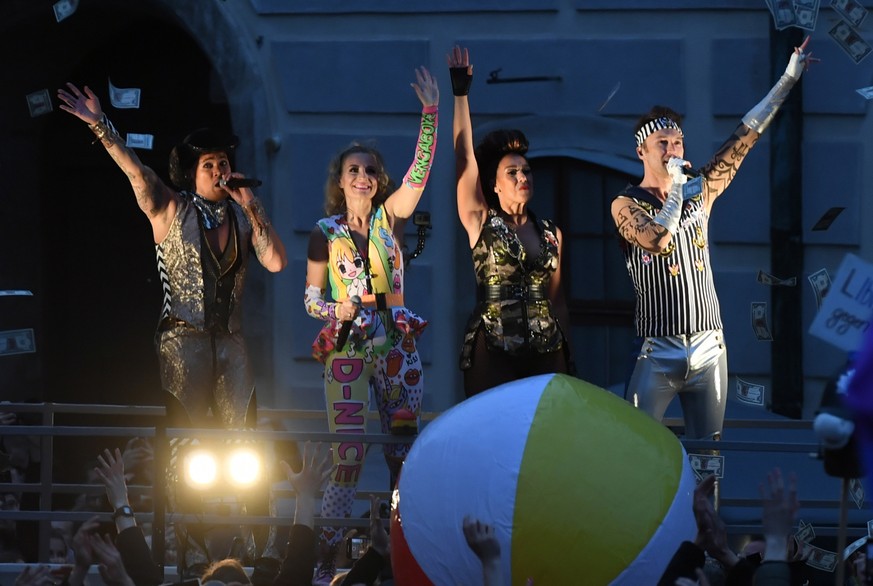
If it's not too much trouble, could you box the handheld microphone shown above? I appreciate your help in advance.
[681,167,701,179]
[335,295,362,350]
[219,177,263,189]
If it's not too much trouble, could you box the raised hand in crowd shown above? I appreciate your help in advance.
[273,441,334,586]
[13,566,56,586]
[281,441,334,529]
[90,533,135,586]
[94,447,163,586]
[760,468,799,563]
[462,516,503,586]
[366,494,389,558]
[68,516,101,586]
[658,474,759,586]
[95,448,136,531]
[120,438,154,486]
[693,474,739,570]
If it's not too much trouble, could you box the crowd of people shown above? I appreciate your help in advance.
[0,32,842,585]
[0,428,844,586]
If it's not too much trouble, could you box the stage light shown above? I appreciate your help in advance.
[179,442,265,492]
[184,448,218,489]
[227,447,261,488]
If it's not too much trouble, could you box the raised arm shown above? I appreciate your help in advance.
[57,83,177,242]
[448,46,489,248]
[383,67,439,230]
[462,516,504,586]
[94,448,136,534]
[701,37,815,208]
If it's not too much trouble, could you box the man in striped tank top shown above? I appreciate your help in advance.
[610,38,816,444]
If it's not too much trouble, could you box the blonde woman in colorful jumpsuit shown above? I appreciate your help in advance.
[303,66,438,584]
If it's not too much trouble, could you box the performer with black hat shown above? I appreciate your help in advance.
[58,82,288,570]
[58,82,286,429]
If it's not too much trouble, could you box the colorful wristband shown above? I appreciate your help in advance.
[403,106,438,189]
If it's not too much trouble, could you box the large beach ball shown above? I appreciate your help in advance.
[391,373,696,585]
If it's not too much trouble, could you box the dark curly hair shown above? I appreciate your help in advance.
[167,128,238,192]
[474,129,529,210]
[323,143,394,216]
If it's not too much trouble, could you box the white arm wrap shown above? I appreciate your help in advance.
[652,181,684,235]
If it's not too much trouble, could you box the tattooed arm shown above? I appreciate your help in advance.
[698,124,759,210]
[611,196,674,254]
[702,37,814,209]
[57,83,177,242]
[238,195,287,272]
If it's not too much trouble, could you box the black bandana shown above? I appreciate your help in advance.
[189,192,228,230]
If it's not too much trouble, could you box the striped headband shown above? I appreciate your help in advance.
[635,117,683,147]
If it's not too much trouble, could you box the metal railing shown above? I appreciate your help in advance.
[0,402,855,571]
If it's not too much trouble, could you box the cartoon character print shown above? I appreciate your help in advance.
[401,332,416,353]
[336,249,367,298]
[386,383,407,412]
[403,368,421,388]
[376,368,409,414]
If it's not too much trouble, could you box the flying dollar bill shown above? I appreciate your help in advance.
[751,301,774,341]
[736,378,765,406]
[812,206,845,231]
[688,454,724,480]
[767,0,798,29]
[0,329,36,357]
[828,20,872,64]
[851,477,865,509]
[856,86,873,99]
[808,268,831,310]
[26,89,52,118]
[795,519,816,544]
[795,0,820,30]
[831,0,868,27]
[52,0,77,23]
[126,133,154,150]
[802,542,838,572]
[757,270,797,287]
[108,78,142,109]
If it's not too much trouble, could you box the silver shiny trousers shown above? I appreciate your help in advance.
[626,329,727,440]
[157,327,254,427]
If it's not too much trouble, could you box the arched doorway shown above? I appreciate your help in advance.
[0,0,250,407]
[39,4,234,406]
[0,3,251,535]
[465,115,642,389]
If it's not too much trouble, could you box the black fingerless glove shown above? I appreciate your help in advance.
[450,66,472,96]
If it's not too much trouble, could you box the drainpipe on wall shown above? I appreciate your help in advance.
[770,27,805,419]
